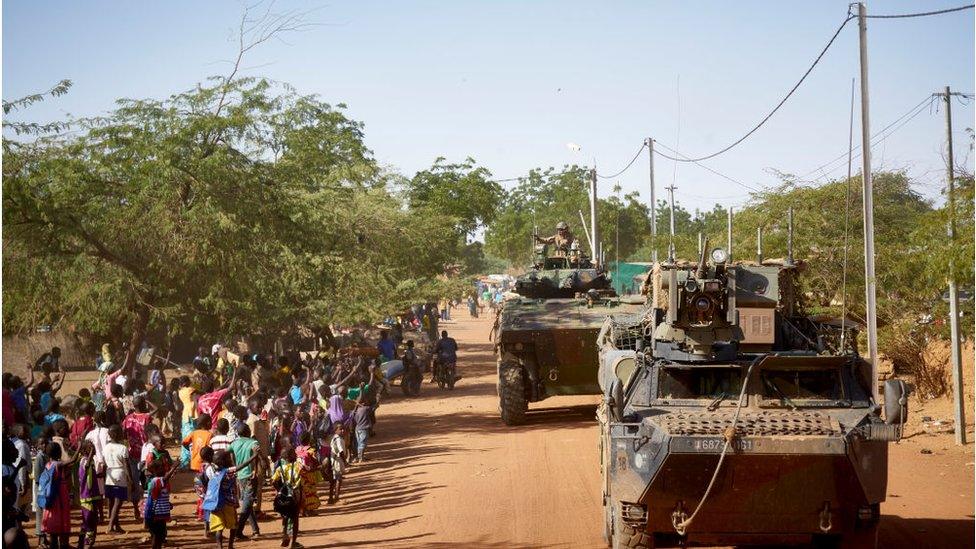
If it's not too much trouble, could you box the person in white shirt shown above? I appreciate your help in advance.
[329,423,348,504]
[209,418,233,452]
[103,424,134,534]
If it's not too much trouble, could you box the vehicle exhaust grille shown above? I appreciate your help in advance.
[660,411,840,436]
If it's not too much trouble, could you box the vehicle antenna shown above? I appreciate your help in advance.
[666,185,677,263]
[840,78,855,354]
[756,226,763,263]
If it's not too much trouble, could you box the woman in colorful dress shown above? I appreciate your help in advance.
[41,442,78,549]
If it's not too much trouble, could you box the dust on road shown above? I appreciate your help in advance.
[51,312,974,548]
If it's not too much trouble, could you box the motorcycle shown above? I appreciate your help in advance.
[432,354,458,390]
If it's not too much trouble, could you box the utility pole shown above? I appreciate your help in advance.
[939,85,966,445]
[647,138,657,264]
[857,2,880,402]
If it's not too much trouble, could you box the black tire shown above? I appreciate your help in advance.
[447,365,456,390]
[612,503,653,549]
[498,362,527,425]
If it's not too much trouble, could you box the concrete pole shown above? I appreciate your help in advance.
[648,138,657,264]
[858,2,880,402]
[943,86,966,445]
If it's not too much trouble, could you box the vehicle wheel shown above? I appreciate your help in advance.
[498,362,527,425]
[612,503,653,549]
[447,367,456,390]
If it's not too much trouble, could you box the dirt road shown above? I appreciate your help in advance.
[43,311,974,548]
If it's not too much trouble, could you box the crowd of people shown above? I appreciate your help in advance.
[0,326,462,549]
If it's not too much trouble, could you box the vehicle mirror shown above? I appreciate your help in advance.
[883,379,909,425]
[611,378,625,421]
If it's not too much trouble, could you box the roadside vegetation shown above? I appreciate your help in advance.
[4,78,972,395]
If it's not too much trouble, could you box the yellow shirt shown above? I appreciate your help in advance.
[179,386,197,422]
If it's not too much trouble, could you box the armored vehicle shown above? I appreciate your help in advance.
[494,241,643,425]
[597,245,908,548]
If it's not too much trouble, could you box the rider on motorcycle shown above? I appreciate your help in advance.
[432,330,460,383]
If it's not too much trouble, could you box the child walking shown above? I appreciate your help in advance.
[271,447,303,549]
[39,442,78,549]
[143,453,178,549]
[205,449,255,549]
[103,424,135,534]
[77,440,102,549]
[329,423,348,503]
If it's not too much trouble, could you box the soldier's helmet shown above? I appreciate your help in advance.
[556,221,569,231]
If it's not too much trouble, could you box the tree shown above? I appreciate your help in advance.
[405,157,502,237]
[3,77,466,366]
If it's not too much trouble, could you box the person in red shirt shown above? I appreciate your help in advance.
[70,401,96,449]
[196,367,239,422]
[122,396,157,519]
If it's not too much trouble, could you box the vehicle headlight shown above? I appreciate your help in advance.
[710,247,729,264]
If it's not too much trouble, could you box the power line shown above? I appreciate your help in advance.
[652,141,763,193]
[596,142,647,179]
[799,95,935,180]
[663,13,855,163]
[865,4,974,19]
[808,96,934,183]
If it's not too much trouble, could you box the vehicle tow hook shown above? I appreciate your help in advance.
[819,502,833,533]
[548,368,559,381]
[671,501,688,535]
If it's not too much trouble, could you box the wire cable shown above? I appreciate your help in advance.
[865,4,974,18]
[663,14,855,163]
[815,96,933,182]
[596,142,647,179]
[799,95,935,180]
[653,142,763,193]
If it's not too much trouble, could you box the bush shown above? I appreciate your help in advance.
[879,318,951,400]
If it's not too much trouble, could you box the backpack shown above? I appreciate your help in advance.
[36,463,59,510]
[201,468,227,512]
[272,464,296,515]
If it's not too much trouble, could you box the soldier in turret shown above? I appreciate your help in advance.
[535,221,576,254]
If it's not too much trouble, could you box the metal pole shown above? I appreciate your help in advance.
[858,2,880,402]
[578,210,594,257]
[666,185,677,263]
[648,138,657,264]
[786,207,794,267]
[756,227,763,263]
[697,232,703,257]
[727,207,733,260]
[590,168,600,267]
[943,86,966,445]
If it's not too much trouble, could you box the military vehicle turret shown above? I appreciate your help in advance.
[597,242,907,548]
[494,238,643,425]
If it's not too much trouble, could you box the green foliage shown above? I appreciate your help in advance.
[484,166,591,265]
[3,77,468,346]
[405,157,502,237]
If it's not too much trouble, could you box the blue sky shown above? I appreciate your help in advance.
[3,1,974,214]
